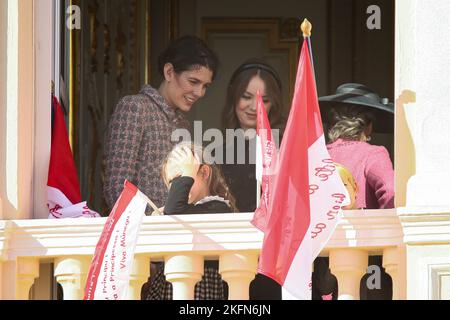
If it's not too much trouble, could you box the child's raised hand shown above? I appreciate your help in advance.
[172,145,201,178]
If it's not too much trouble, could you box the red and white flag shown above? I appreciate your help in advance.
[47,96,99,218]
[252,90,278,232]
[253,38,349,300]
[84,180,148,300]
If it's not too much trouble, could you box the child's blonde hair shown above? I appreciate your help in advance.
[335,162,358,209]
[161,142,238,212]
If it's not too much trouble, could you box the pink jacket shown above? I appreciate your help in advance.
[327,139,395,209]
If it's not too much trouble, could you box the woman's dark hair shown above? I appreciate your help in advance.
[221,59,285,131]
[158,35,219,80]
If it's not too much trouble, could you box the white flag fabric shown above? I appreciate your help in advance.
[47,187,100,218]
[84,180,148,300]
[309,135,349,259]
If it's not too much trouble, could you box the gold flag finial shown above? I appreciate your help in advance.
[301,18,312,38]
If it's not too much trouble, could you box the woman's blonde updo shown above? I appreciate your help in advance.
[326,105,375,143]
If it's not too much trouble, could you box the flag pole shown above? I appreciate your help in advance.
[147,197,163,215]
[256,90,262,210]
[140,191,163,215]
[256,179,261,209]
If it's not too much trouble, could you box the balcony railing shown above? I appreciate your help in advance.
[0,209,405,300]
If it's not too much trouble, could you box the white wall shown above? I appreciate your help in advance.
[396,0,450,301]
[396,0,450,208]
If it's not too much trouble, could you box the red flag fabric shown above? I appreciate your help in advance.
[84,180,148,300]
[256,38,348,299]
[252,90,278,231]
[47,96,99,218]
[48,96,81,204]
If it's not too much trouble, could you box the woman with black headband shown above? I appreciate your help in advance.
[221,58,286,300]
[221,58,285,213]
[222,59,285,135]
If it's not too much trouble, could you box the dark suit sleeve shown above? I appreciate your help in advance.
[164,176,197,215]
[164,176,232,215]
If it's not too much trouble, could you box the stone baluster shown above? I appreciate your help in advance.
[127,256,150,300]
[16,257,40,300]
[383,246,406,300]
[54,256,91,300]
[219,252,257,300]
[0,263,2,300]
[329,249,368,300]
[0,209,4,300]
[164,254,203,300]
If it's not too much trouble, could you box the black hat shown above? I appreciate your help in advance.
[319,83,394,133]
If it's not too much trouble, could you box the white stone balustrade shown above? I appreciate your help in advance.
[128,256,150,300]
[0,210,407,300]
[54,256,90,300]
[165,254,204,300]
[325,208,405,300]
[219,252,258,300]
[16,257,40,299]
[329,249,368,300]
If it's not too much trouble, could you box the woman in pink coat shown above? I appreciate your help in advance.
[320,83,395,209]
[315,83,395,300]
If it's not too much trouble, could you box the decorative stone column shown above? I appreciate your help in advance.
[0,262,2,300]
[54,256,91,300]
[329,249,368,300]
[219,252,257,300]
[383,246,407,300]
[0,0,35,220]
[127,256,150,300]
[0,219,4,299]
[0,219,11,299]
[16,257,39,300]
[164,254,203,300]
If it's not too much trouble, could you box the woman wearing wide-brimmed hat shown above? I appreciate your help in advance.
[319,83,395,209]
[312,83,395,301]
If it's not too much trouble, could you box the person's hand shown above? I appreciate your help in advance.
[171,145,201,178]
[151,206,164,216]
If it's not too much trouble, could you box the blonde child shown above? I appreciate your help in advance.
[335,163,358,210]
[312,163,358,300]
[162,142,237,215]
[146,142,236,300]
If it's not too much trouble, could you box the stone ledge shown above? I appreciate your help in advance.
[397,206,450,244]
[0,210,404,260]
